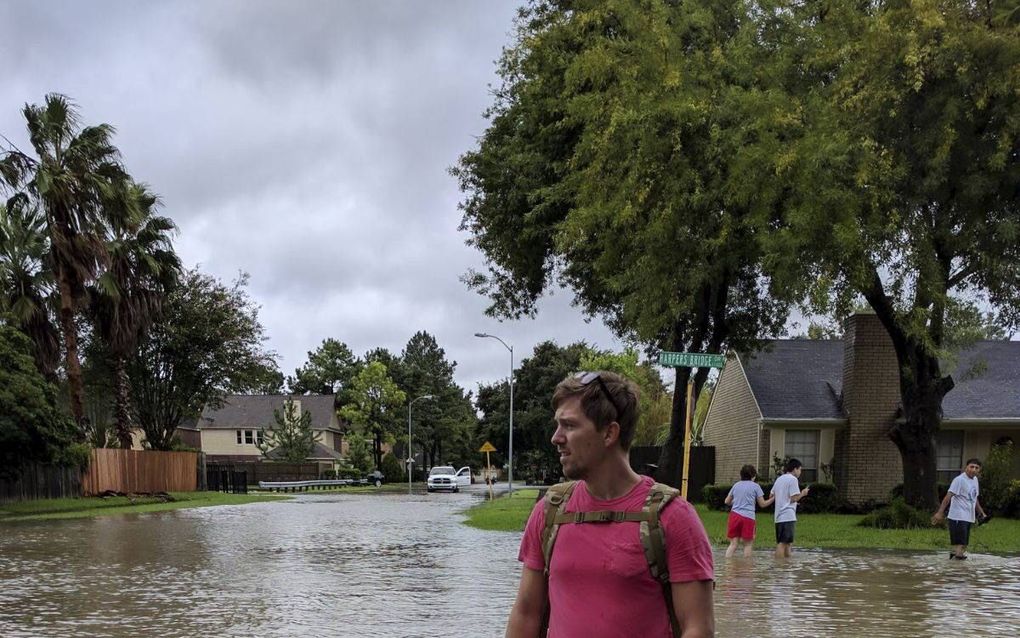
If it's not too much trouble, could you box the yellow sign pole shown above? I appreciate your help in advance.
[479,441,498,500]
[681,378,694,500]
[486,450,493,500]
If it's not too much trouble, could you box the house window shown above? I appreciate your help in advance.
[936,430,964,484]
[244,430,254,445]
[256,430,265,446]
[236,430,242,444]
[785,430,820,482]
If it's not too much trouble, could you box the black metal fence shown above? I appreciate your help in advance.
[206,462,319,490]
[206,469,249,494]
[0,463,83,503]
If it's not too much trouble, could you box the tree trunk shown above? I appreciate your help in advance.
[56,273,86,437]
[373,430,383,470]
[113,355,134,449]
[656,366,692,487]
[864,275,953,511]
[889,343,952,511]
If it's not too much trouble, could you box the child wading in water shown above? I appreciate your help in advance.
[724,464,774,558]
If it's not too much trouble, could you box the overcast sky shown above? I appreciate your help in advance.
[0,0,632,394]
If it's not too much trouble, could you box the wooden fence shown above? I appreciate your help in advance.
[0,463,83,503]
[82,449,199,495]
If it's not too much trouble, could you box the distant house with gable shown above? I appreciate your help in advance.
[702,312,1020,505]
[177,394,345,466]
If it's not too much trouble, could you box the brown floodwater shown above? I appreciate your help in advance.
[1,489,1017,637]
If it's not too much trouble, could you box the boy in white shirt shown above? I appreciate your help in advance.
[932,458,986,560]
[770,458,810,558]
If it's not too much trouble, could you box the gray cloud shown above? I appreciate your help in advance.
[1,0,628,395]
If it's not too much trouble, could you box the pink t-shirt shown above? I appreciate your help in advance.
[518,476,714,637]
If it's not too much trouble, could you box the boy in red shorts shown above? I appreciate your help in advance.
[724,464,774,558]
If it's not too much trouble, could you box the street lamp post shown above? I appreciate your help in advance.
[408,394,434,495]
[475,332,514,495]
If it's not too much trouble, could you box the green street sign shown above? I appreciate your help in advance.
[658,351,725,369]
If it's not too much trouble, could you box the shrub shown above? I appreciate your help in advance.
[703,481,775,511]
[337,465,362,480]
[797,483,845,514]
[1001,480,1020,518]
[980,442,1015,513]
[889,483,949,503]
[702,484,730,510]
[381,452,405,483]
[858,498,930,529]
[320,469,337,480]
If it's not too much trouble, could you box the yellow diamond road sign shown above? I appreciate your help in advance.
[479,441,497,453]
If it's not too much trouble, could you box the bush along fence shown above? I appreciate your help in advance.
[703,482,845,514]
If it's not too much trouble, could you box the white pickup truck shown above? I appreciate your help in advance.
[426,466,471,493]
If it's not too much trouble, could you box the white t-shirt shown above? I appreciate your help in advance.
[727,480,765,520]
[771,472,801,523]
[947,473,980,523]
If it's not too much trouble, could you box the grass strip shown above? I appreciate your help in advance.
[0,491,288,522]
[462,489,540,531]
[462,492,1020,553]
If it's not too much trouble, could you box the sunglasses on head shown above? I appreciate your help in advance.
[574,371,625,419]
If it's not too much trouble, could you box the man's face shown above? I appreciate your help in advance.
[964,462,981,478]
[551,396,606,480]
[791,466,802,478]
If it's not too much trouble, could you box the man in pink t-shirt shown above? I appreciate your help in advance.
[505,371,715,638]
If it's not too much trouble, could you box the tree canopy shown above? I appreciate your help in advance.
[453,0,798,484]
[339,360,406,470]
[128,269,280,450]
[259,399,320,463]
[0,321,77,476]
[768,0,1020,507]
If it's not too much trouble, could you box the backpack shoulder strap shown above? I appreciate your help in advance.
[639,482,680,584]
[540,481,578,576]
[641,482,681,638]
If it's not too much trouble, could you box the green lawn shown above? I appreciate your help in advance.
[0,491,288,522]
[462,489,541,531]
[463,491,1020,553]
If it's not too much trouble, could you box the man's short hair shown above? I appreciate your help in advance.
[552,371,640,449]
[740,464,757,481]
[784,458,802,473]
[965,458,982,467]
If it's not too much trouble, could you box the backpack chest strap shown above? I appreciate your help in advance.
[552,510,651,524]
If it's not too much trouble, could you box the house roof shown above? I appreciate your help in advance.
[740,340,845,420]
[738,339,1020,421]
[196,394,339,431]
[265,441,343,462]
[943,341,1020,420]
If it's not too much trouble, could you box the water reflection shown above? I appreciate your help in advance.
[1,492,1018,637]
[715,549,1020,637]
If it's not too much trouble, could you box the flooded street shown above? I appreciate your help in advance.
[2,489,1019,637]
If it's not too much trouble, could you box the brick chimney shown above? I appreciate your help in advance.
[834,312,903,504]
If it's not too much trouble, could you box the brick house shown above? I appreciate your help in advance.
[176,394,346,465]
[702,313,1020,504]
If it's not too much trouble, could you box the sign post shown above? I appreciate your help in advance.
[479,441,497,500]
[658,351,726,499]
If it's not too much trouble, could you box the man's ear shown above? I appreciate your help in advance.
[603,421,621,447]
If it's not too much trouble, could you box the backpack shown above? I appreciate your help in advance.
[539,480,682,638]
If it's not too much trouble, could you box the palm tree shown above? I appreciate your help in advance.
[0,94,133,433]
[89,182,180,448]
[0,196,60,380]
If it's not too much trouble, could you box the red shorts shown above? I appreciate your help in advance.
[727,511,756,540]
